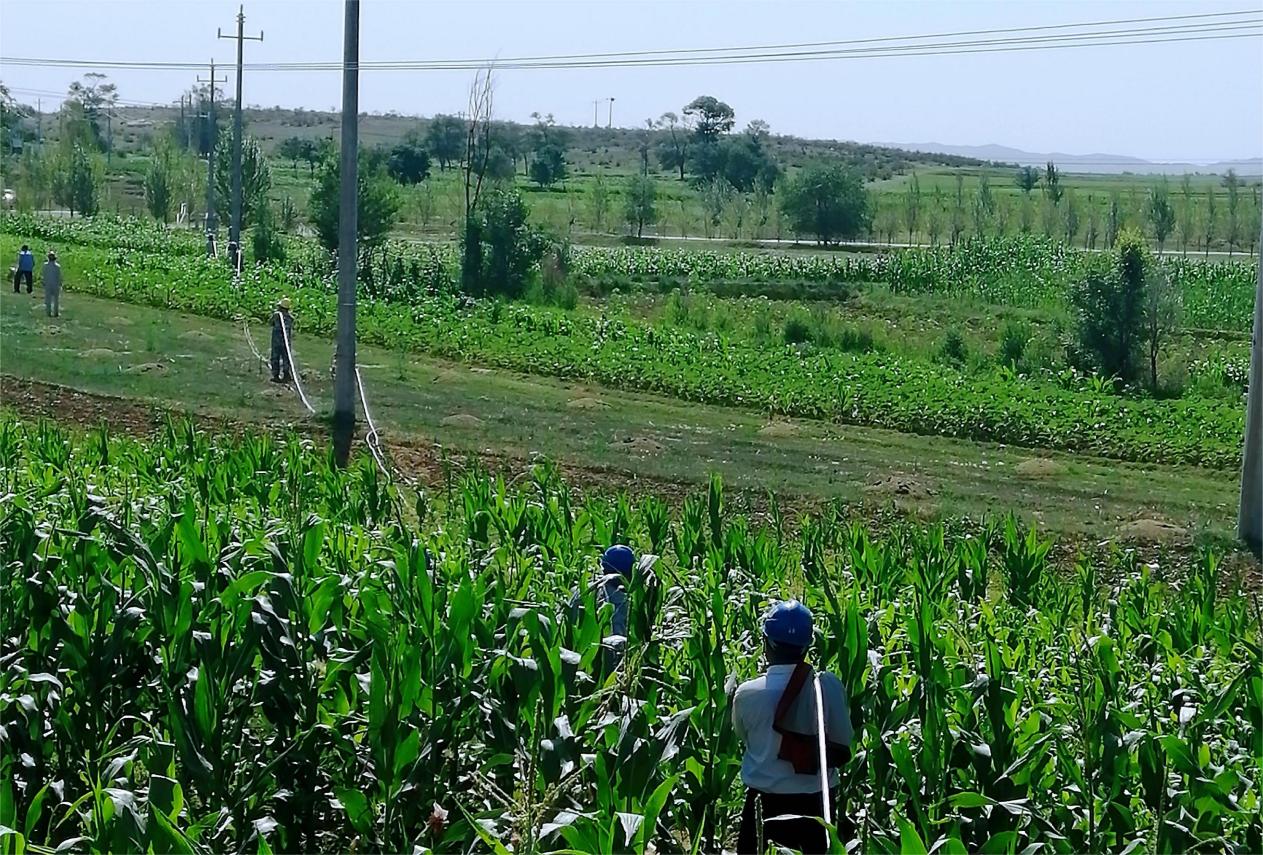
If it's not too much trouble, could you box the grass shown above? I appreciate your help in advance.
[0,286,1241,541]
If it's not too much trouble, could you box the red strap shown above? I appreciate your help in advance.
[773,662,813,729]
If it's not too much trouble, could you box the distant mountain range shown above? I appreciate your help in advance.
[876,141,1263,176]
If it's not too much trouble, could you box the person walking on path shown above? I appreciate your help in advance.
[270,297,295,383]
[41,251,62,317]
[733,600,854,855]
[13,244,35,293]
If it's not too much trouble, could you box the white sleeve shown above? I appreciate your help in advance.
[823,674,853,746]
[731,684,749,742]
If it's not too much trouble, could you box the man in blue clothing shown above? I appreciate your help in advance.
[12,244,34,293]
[569,545,636,669]
[733,600,853,854]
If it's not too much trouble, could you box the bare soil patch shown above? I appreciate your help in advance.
[758,421,800,438]
[1119,518,1189,543]
[864,474,936,500]
[615,435,666,456]
[441,413,485,429]
[568,397,609,411]
[1015,458,1066,478]
[79,348,118,360]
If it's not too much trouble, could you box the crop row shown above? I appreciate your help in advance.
[5,214,1253,331]
[5,234,1244,468]
[1,417,1258,853]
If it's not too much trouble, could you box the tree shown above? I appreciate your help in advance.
[251,201,286,264]
[926,188,944,245]
[689,139,727,186]
[950,174,966,245]
[683,95,735,141]
[144,141,175,223]
[1043,161,1063,205]
[1019,194,1035,234]
[1040,197,1060,240]
[1106,191,1122,248]
[277,136,311,172]
[52,142,101,217]
[65,73,117,151]
[425,114,465,170]
[307,151,402,252]
[1071,229,1149,384]
[528,143,567,188]
[1144,266,1180,393]
[655,111,689,180]
[588,170,610,232]
[1202,188,1217,256]
[701,177,733,239]
[1146,178,1176,255]
[720,131,778,193]
[482,146,516,183]
[1063,189,1080,245]
[1177,175,1196,255]
[902,173,921,244]
[213,128,272,230]
[387,136,431,185]
[623,174,658,238]
[1084,203,1100,250]
[778,162,871,245]
[1223,169,1241,255]
[971,175,994,236]
[465,188,550,298]
[1014,166,1040,194]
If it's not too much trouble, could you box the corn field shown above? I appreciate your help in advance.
[1,417,1259,853]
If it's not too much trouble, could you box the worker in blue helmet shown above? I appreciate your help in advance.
[733,599,854,854]
[568,545,636,669]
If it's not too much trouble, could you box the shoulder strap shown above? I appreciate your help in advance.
[772,662,813,729]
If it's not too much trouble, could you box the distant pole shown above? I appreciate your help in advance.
[1239,217,1263,551]
[593,99,598,128]
[36,99,42,149]
[218,5,263,249]
[197,60,227,239]
[106,106,113,167]
[332,0,360,466]
[607,97,615,129]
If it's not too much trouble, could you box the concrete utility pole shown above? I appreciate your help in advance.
[218,5,263,249]
[593,99,599,128]
[197,60,227,239]
[1239,218,1263,551]
[332,0,360,466]
[607,97,615,129]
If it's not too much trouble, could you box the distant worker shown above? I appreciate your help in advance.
[13,244,34,293]
[41,251,62,318]
[227,240,240,273]
[270,297,295,383]
[206,230,218,259]
[733,600,853,855]
[569,544,636,668]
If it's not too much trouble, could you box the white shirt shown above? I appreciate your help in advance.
[732,665,853,794]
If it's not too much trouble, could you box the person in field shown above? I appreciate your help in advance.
[733,600,853,855]
[13,244,35,293]
[569,544,636,668]
[270,297,295,383]
[41,251,62,318]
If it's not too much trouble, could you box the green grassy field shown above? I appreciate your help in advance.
[0,285,1243,543]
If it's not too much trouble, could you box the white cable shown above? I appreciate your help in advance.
[353,366,391,477]
[277,313,316,414]
[813,674,833,828]
[242,321,267,366]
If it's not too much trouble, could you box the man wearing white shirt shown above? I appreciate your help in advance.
[733,600,853,854]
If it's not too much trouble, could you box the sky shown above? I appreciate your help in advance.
[1,0,1261,162]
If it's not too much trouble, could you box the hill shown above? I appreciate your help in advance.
[880,140,1263,176]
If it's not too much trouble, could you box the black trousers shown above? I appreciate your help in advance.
[737,787,849,854]
[13,269,32,293]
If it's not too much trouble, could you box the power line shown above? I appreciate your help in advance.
[2,11,1259,73]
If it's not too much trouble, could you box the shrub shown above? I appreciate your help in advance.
[998,320,1031,366]
[782,312,811,345]
[938,329,968,365]
[1071,230,1148,384]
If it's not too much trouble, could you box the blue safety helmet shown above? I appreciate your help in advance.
[601,545,636,577]
[762,599,813,648]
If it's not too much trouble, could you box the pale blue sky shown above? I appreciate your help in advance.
[1,0,1260,161]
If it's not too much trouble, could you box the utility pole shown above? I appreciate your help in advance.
[218,5,263,250]
[197,60,227,240]
[593,99,599,128]
[608,97,615,129]
[1239,217,1263,551]
[332,0,360,466]
[36,99,42,150]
